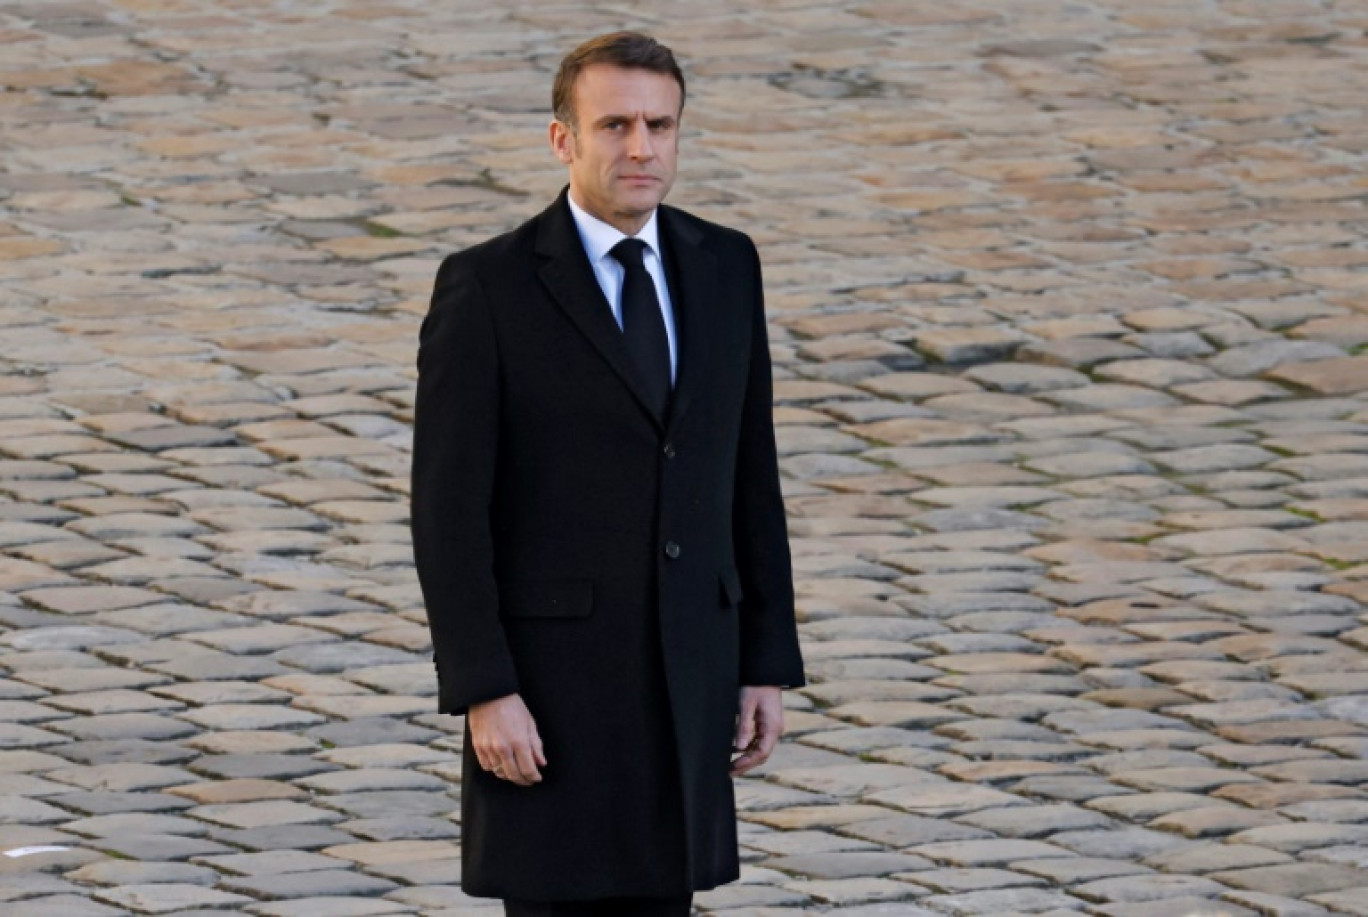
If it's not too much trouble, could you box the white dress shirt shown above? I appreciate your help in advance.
[567,194,678,384]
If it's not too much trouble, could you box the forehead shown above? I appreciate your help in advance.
[572,63,681,116]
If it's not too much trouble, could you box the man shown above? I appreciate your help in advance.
[411,31,805,917]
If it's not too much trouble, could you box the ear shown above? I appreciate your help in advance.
[549,119,574,165]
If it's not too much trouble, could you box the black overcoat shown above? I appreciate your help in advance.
[410,188,805,901]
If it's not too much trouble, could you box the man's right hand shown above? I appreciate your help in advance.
[468,693,546,786]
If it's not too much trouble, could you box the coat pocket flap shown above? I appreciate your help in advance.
[719,567,744,607]
[501,579,594,619]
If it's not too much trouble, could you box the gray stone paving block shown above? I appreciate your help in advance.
[1213,863,1368,897]
[42,689,183,716]
[367,857,463,885]
[90,832,235,861]
[946,693,1098,720]
[764,851,932,880]
[694,882,811,909]
[299,768,449,794]
[819,906,941,917]
[210,824,359,851]
[912,839,1075,867]
[964,364,1091,394]
[48,713,199,743]
[244,899,412,916]
[0,625,144,652]
[0,795,71,823]
[221,870,400,900]
[93,883,252,913]
[955,803,1111,838]
[1092,898,1257,917]
[153,576,262,605]
[52,790,196,816]
[1049,828,1196,860]
[1305,888,1368,915]
[59,810,209,837]
[0,874,80,903]
[903,867,1046,893]
[321,790,454,820]
[1274,799,1368,826]
[343,663,438,696]
[1226,823,1368,854]
[65,860,220,886]
[67,513,211,540]
[1208,340,1344,377]
[1019,339,1145,369]
[190,799,345,830]
[5,896,128,917]
[52,739,196,767]
[93,604,256,637]
[272,642,420,672]
[148,654,293,681]
[304,718,440,748]
[194,849,348,876]
[1013,857,1152,884]
[1220,891,1331,916]
[866,782,1029,818]
[340,816,460,842]
[20,584,166,614]
[800,727,949,755]
[1073,873,1229,903]
[920,886,1086,914]
[1125,332,1215,359]
[1303,845,1368,869]
[782,876,923,906]
[218,590,380,620]
[176,703,326,731]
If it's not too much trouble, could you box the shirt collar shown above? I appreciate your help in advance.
[567,192,661,266]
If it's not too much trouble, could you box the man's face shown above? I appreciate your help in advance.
[550,64,681,235]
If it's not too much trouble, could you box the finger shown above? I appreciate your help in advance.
[754,729,778,765]
[734,698,758,751]
[756,707,783,759]
[488,740,515,779]
[490,754,516,782]
[530,726,548,768]
[473,743,492,773]
[730,749,764,776]
[511,740,541,785]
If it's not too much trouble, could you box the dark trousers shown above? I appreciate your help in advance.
[504,894,692,916]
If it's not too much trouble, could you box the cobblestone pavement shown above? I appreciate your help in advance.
[2,1,1368,915]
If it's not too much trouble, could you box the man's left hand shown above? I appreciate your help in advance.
[730,685,783,776]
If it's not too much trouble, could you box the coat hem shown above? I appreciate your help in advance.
[460,866,739,903]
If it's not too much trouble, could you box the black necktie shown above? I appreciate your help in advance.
[610,238,671,418]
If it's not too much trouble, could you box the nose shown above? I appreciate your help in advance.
[627,119,654,160]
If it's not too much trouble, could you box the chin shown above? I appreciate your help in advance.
[617,192,663,212]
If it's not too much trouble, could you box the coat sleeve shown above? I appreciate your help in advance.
[411,253,520,715]
[732,240,806,689]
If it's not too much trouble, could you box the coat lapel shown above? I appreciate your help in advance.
[659,205,717,435]
[534,189,665,428]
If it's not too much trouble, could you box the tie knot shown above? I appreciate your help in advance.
[610,238,648,269]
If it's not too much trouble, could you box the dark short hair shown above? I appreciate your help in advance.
[552,31,685,129]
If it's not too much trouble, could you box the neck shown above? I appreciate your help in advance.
[569,188,651,236]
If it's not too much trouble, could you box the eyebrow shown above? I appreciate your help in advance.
[595,113,677,127]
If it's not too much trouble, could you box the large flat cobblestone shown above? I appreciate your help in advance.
[3,0,1368,914]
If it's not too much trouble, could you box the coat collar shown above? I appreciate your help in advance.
[534,187,716,434]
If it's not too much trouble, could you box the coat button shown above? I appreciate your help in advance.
[663,442,677,459]
[664,541,681,559]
